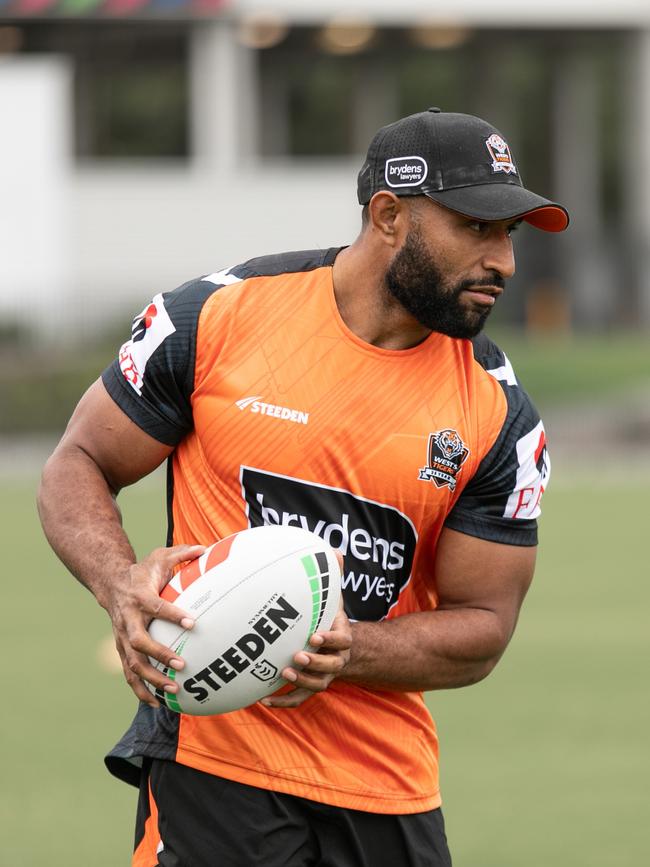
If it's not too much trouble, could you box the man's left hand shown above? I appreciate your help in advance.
[259,604,352,709]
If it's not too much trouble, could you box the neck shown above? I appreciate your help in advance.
[332,243,432,351]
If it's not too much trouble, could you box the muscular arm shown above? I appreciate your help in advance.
[37,379,204,706]
[343,529,535,691]
[38,379,169,602]
[268,527,534,705]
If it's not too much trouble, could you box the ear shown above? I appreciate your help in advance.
[367,192,409,247]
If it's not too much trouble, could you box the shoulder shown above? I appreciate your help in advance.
[469,333,544,475]
[443,332,550,545]
[470,332,519,386]
[147,247,342,335]
[201,247,342,286]
[469,333,537,427]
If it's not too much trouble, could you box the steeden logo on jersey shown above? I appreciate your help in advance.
[419,429,470,492]
[236,396,309,425]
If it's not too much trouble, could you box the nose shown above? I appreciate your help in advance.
[482,233,516,280]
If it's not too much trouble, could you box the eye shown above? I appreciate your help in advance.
[467,220,490,234]
[507,220,522,236]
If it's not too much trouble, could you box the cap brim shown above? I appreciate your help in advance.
[424,183,569,232]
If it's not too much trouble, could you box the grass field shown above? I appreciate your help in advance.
[2,472,648,866]
[488,329,650,409]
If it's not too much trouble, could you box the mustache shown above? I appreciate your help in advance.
[455,274,506,293]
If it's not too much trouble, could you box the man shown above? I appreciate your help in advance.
[38,108,568,866]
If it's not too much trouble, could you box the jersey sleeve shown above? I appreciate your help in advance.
[100,251,339,446]
[101,277,217,446]
[444,338,551,547]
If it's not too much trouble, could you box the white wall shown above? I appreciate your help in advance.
[70,161,361,328]
[0,56,72,333]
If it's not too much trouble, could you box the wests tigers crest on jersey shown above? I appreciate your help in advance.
[418,429,470,492]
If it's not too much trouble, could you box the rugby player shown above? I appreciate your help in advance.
[38,108,569,866]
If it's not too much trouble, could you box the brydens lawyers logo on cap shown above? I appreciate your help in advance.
[485,134,517,175]
[385,156,428,188]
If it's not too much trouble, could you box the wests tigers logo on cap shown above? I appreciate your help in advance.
[485,134,517,175]
[419,429,470,492]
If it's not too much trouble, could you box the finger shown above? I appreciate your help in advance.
[127,578,195,625]
[164,545,205,565]
[291,650,347,674]
[140,544,206,594]
[123,645,182,694]
[115,642,163,707]
[126,667,161,708]
[309,626,352,651]
[162,544,206,566]
[309,613,351,650]
[127,623,188,672]
[129,676,160,708]
[281,667,334,692]
[307,604,346,646]
[260,687,316,709]
[144,595,195,630]
[330,606,350,626]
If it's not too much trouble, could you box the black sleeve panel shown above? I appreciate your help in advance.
[227,246,342,279]
[444,335,550,547]
[101,277,218,446]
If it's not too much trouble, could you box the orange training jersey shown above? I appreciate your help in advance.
[103,248,550,813]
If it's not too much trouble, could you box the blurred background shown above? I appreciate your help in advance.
[0,1,648,865]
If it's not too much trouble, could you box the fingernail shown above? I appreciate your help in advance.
[181,618,194,629]
[310,633,324,646]
[295,653,310,666]
[169,658,184,671]
[164,683,178,694]
[260,698,273,707]
[283,670,297,682]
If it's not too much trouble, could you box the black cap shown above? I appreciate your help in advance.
[357,108,569,232]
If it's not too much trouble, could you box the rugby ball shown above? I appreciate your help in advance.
[147,525,342,716]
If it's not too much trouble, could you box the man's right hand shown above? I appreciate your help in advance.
[106,544,205,707]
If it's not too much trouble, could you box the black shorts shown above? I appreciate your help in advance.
[133,759,452,867]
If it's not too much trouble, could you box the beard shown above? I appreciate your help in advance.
[384,228,505,339]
